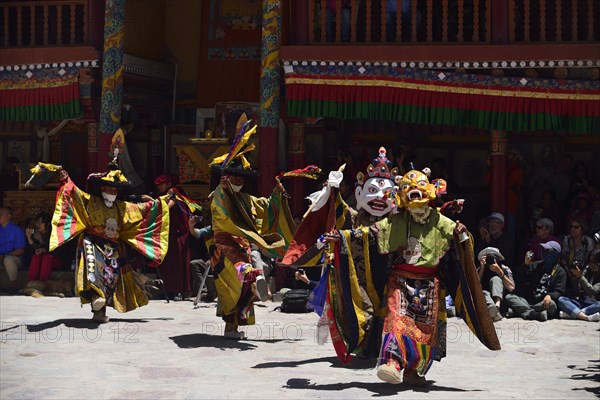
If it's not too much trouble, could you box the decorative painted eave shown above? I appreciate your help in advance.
[0,60,99,71]
[280,43,600,72]
[283,63,600,135]
[0,66,90,122]
[283,59,600,70]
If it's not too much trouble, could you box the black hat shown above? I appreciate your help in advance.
[210,157,259,178]
[209,113,259,179]
[87,161,132,190]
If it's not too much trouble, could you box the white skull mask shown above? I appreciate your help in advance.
[104,218,118,239]
[354,177,396,217]
[354,147,399,217]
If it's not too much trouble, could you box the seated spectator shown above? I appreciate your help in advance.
[527,145,555,212]
[558,248,600,322]
[530,189,563,237]
[567,192,593,229]
[26,211,62,282]
[552,154,573,210]
[477,247,515,322]
[590,193,600,235]
[487,212,513,268]
[524,217,559,262]
[588,183,600,199]
[474,217,492,258]
[505,241,567,321]
[0,207,26,294]
[570,161,591,199]
[188,214,216,301]
[560,216,595,296]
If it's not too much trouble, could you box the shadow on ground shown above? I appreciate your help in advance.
[284,377,481,396]
[0,317,172,333]
[568,359,600,397]
[252,356,376,370]
[170,333,258,350]
[169,331,297,349]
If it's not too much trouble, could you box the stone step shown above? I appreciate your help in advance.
[0,268,159,287]
[0,269,75,291]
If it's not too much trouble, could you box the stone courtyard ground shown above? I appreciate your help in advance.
[1,295,598,399]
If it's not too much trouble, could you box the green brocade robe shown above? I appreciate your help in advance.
[211,185,296,259]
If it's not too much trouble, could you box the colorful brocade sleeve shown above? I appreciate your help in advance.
[119,197,170,264]
[211,185,295,259]
[50,178,91,251]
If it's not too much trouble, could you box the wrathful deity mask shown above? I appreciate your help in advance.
[355,147,399,217]
[396,169,435,223]
[396,168,448,224]
[397,169,436,209]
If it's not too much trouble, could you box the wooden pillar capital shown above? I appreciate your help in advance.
[490,130,507,215]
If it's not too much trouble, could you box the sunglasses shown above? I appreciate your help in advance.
[536,226,548,230]
[570,225,582,229]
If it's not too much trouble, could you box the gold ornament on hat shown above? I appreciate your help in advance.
[210,113,257,171]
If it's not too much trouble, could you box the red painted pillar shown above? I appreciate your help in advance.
[291,0,309,45]
[98,0,125,172]
[80,68,97,174]
[258,127,279,196]
[288,122,306,217]
[87,0,105,50]
[490,130,507,214]
[97,133,112,171]
[258,0,282,196]
[86,123,98,175]
[490,0,509,44]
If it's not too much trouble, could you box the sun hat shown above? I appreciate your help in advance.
[477,247,505,261]
[540,240,561,253]
[488,212,505,224]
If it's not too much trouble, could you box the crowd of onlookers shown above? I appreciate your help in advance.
[1,207,75,294]
[471,214,600,323]
[2,146,599,324]
[467,147,600,323]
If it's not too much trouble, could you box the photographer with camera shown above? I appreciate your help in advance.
[504,241,567,321]
[477,247,515,322]
[294,268,318,290]
[557,248,600,322]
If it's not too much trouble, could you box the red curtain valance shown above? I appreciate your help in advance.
[0,68,82,122]
[285,68,600,135]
